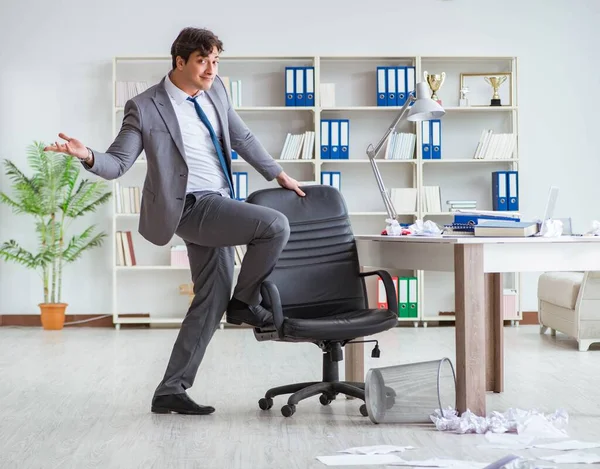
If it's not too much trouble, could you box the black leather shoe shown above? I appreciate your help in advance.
[151,392,215,415]
[226,299,274,328]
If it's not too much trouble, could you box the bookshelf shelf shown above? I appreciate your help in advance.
[118,317,183,325]
[110,53,521,328]
[116,265,190,271]
[235,106,316,112]
[422,158,518,164]
[116,265,242,271]
[232,159,314,164]
[349,211,416,216]
[321,159,416,164]
[442,106,517,112]
[322,106,405,111]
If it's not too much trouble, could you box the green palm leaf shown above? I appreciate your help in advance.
[62,226,107,263]
[0,240,53,269]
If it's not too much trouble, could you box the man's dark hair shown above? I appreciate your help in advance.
[170,27,224,69]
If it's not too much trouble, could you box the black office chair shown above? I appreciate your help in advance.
[245,185,399,417]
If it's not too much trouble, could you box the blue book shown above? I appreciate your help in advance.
[474,220,538,237]
[453,213,520,226]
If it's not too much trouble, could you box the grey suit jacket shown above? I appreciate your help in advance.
[84,75,283,246]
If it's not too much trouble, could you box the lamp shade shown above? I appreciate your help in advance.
[407,82,445,121]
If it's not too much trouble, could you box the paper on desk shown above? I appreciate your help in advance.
[585,220,600,236]
[539,452,600,464]
[338,445,415,455]
[538,219,563,237]
[385,218,404,236]
[316,454,404,465]
[408,219,442,236]
[389,457,489,468]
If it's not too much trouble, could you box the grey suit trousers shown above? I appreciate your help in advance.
[154,191,290,397]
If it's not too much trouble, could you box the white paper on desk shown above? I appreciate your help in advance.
[389,457,489,468]
[338,445,415,455]
[539,452,600,464]
[316,454,404,465]
[533,440,600,451]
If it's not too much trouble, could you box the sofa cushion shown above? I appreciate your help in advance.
[538,272,584,310]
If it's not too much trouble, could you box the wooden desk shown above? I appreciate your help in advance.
[349,235,600,416]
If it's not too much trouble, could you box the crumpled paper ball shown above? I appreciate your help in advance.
[539,219,563,237]
[430,407,568,435]
[585,220,600,236]
[408,219,442,236]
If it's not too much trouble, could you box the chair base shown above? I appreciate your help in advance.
[259,380,367,417]
[257,341,371,417]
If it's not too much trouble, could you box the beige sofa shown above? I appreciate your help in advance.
[538,271,600,351]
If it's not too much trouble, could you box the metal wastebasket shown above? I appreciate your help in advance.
[364,357,456,424]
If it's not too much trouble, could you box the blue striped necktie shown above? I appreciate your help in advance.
[186,96,235,198]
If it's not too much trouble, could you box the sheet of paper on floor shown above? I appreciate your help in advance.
[533,440,600,451]
[478,432,535,449]
[539,452,600,464]
[518,414,569,439]
[388,457,490,468]
[316,454,404,465]
[337,445,415,455]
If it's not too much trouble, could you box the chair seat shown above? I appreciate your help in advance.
[282,308,398,341]
[538,272,584,310]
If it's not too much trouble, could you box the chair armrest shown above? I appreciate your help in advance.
[359,270,399,316]
[260,280,285,337]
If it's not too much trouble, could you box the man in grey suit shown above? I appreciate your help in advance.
[45,27,305,416]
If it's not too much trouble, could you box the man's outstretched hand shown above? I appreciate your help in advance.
[44,133,89,160]
[276,171,306,197]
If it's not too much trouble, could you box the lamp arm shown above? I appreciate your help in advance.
[366,94,416,222]
[366,95,415,159]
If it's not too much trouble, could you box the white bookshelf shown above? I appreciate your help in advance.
[110,54,521,328]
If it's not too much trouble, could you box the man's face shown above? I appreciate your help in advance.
[178,46,219,91]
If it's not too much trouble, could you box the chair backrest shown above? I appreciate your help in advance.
[245,185,367,319]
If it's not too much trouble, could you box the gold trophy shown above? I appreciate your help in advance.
[424,71,446,104]
[484,75,507,106]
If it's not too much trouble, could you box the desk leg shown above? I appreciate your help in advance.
[345,339,364,397]
[454,244,486,416]
[485,273,504,393]
[345,264,370,387]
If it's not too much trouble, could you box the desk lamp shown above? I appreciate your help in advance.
[366,81,445,223]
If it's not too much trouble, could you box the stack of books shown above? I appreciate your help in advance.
[390,188,417,213]
[442,211,538,238]
[474,220,539,237]
[473,130,516,160]
[421,186,442,213]
[446,199,476,212]
[279,131,315,160]
[221,77,242,107]
[383,132,416,160]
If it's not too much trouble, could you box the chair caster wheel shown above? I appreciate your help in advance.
[281,404,296,417]
[258,398,273,410]
[359,404,368,417]
[319,394,333,406]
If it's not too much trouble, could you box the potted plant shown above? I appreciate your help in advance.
[0,142,111,330]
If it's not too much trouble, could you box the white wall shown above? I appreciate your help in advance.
[1,0,598,315]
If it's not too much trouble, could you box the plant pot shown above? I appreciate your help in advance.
[39,303,68,330]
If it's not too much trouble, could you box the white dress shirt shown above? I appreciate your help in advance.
[163,73,231,197]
